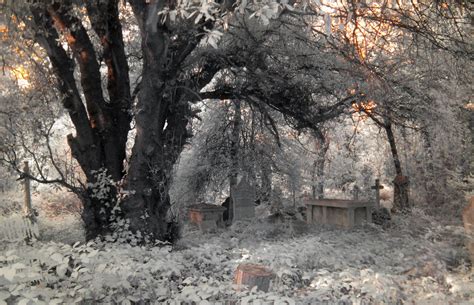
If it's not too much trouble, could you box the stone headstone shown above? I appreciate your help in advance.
[231,178,256,221]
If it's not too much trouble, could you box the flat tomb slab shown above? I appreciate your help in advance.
[305,199,373,228]
[305,199,373,208]
[188,204,227,231]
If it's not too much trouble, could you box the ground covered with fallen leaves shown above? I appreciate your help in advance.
[0,207,473,304]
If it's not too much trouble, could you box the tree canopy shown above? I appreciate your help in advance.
[0,0,471,241]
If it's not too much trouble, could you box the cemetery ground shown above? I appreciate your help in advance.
[1,194,473,305]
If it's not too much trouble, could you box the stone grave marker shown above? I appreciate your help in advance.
[352,185,360,200]
[231,177,256,221]
[371,179,384,208]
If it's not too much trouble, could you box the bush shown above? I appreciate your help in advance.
[36,191,82,218]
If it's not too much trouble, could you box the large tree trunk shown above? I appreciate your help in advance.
[30,0,214,242]
[311,130,329,199]
[120,1,190,242]
[225,100,242,222]
[229,100,242,190]
[32,1,131,239]
[384,120,410,212]
[421,129,444,205]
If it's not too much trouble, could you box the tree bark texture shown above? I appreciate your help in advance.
[384,120,410,212]
[31,0,194,241]
[229,100,242,190]
[260,160,272,204]
[28,0,360,241]
[311,130,329,200]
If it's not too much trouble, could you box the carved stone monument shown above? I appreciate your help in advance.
[231,177,256,221]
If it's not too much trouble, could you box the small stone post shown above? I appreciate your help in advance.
[371,179,384,209]
[22,161,34,219]
[352,185,360,200]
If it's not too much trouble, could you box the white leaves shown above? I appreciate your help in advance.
[203,29,224,49]
[96,263,107,273]
[169,10,177,23]
[87,249,99,258]
[248,2,282,26]
[159,0,218,25]
[0,291,10,301]
[56,264,68,278]
[1,268,15,282]
[0,215,39,242]
[17,298,32,305]
[50,253,64,264]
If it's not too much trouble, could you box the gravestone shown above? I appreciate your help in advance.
[231,178,256,221]
[371,179,384,208]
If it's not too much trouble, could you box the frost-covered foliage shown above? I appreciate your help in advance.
[1,208,472,304]
[0,214,39,242]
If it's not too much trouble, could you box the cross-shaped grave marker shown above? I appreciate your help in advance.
[352,185,360,200]
[371,179,384,208]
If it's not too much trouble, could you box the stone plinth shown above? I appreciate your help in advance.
[305,199,373,228]
[234,263,274,292]
[188,204,227,232]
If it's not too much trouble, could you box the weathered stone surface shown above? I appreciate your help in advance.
[231,178,256,221]
[305,199,373,228]
[188,204,226,232]
[462,196,474,266]
[234,263,274,292]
